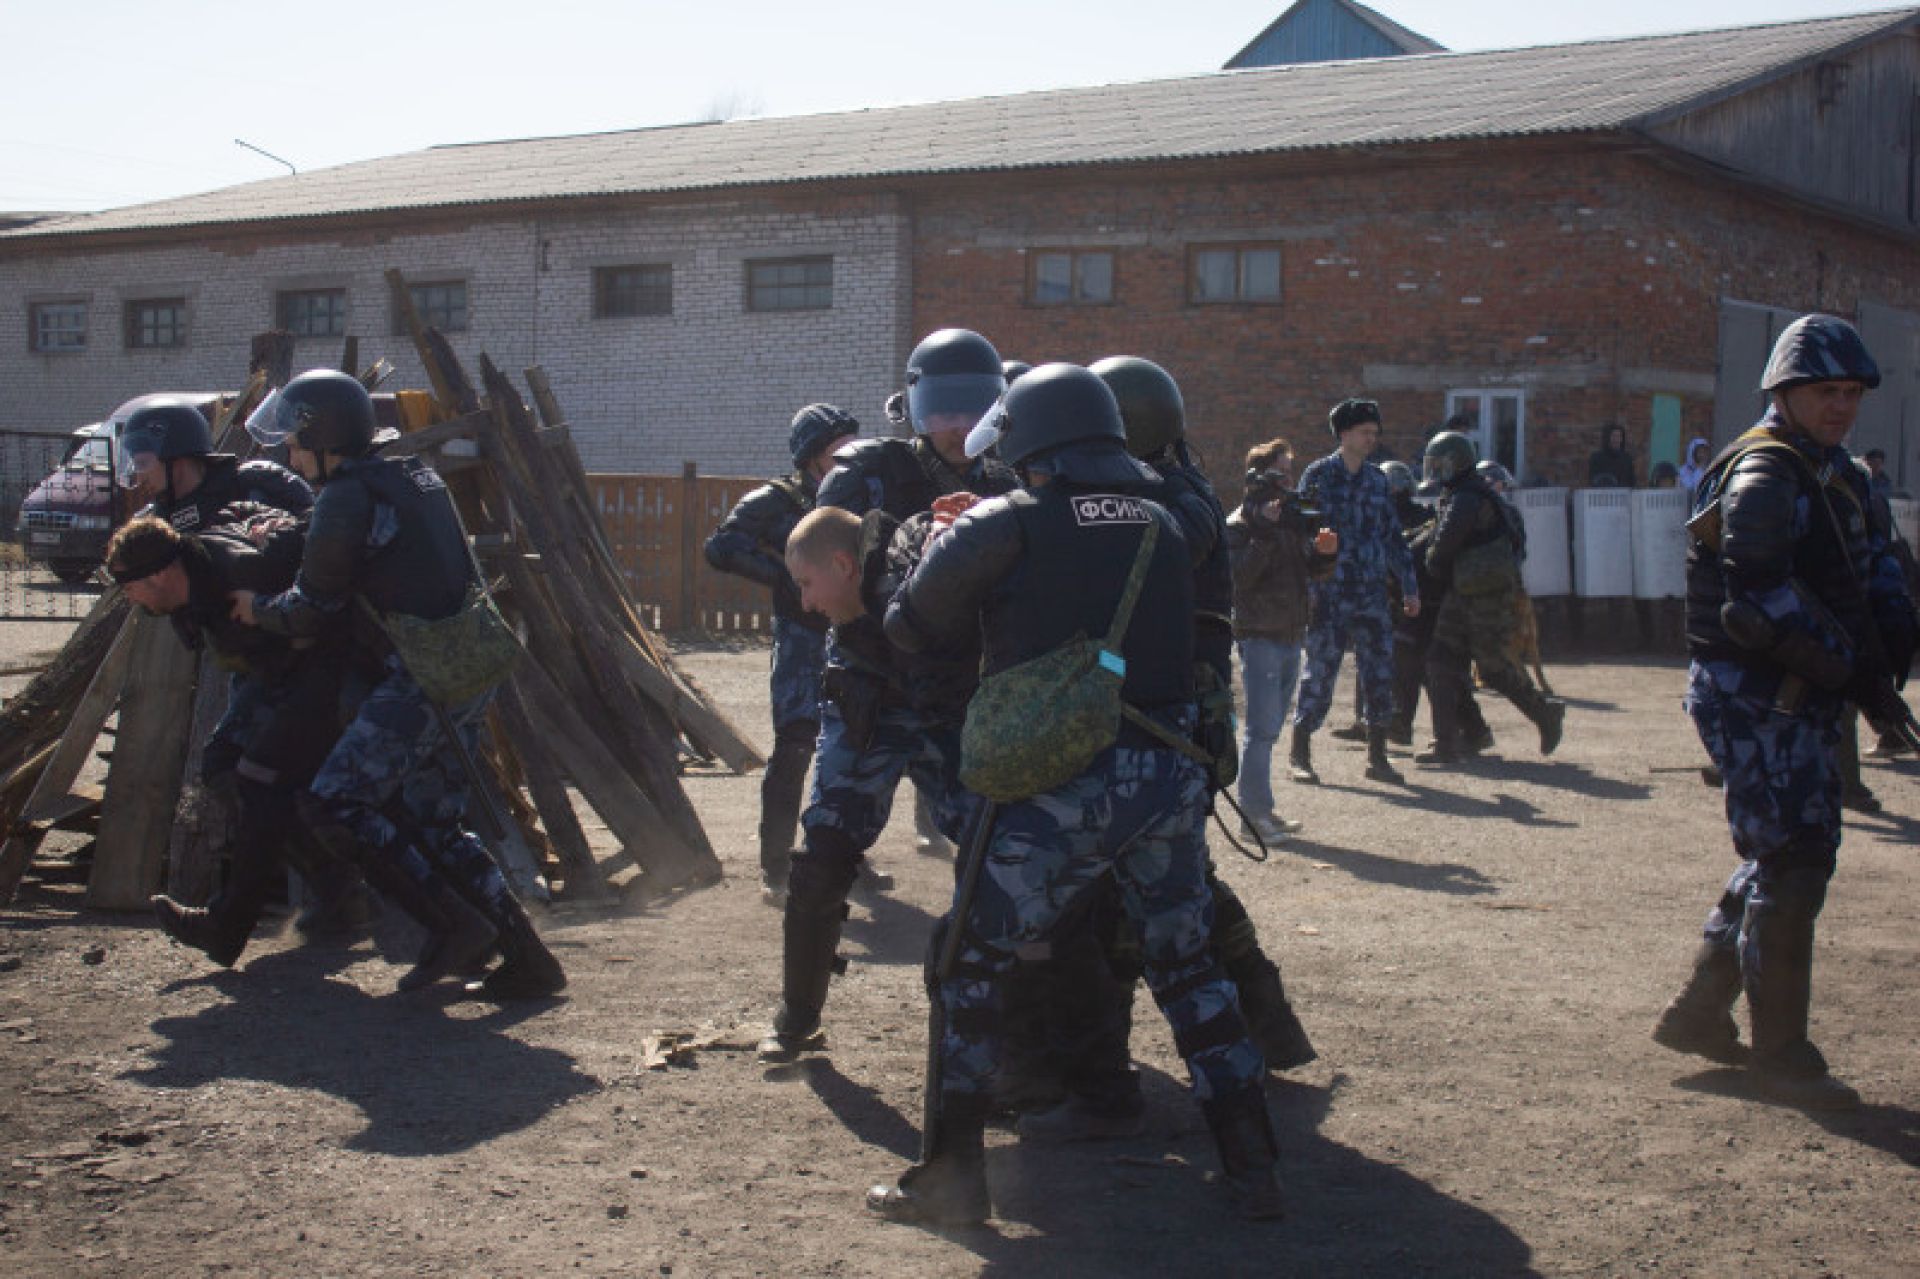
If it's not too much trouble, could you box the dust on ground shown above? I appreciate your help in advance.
[1,632,1916,1278]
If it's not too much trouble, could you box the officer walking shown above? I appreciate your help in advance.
[1290,399,1419,784]
[1416,432,1565,764]
[871,364,1281,1225]
[704,404,858,901]
[756,330,1017,1062]
[1653,315,1914,1109]
[235,370,565,1001]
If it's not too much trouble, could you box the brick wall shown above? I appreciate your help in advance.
[0,192,907,477]
[908,141,1920,487]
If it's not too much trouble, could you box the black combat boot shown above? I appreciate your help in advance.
[1651,942,1746,1064]
[281,829,370,940]
[1201,1084,1285,1221]
[1414,736,1464,766]
[1484,667,1565,756]
[349,852,499,994]
[479,893,568,1000]
[151,896,250,969]
[758,731,812,900]
[1329,721,1367,742]
[867,1093,991,1226]
[1744,895,1858,1110]
[758,851,855,1061]
[1287,726,1317,784]
[1364,727,1404,784]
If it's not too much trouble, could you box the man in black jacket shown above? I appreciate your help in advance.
[116,395,311,533]
[113,512,362,968]
[705,404,858,900]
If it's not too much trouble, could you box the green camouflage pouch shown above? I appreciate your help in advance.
[372,584,522,707]
[960,522,1159,803]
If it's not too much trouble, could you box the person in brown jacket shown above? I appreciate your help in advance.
[1225,438,1335,842]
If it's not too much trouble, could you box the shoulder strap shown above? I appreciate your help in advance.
[1103,519,1161,649]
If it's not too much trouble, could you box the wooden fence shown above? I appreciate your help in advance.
[590,464,781,635]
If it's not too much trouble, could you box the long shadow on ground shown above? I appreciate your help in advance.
[1672,1067,1920,1167]
[126,944,596,1157]
[1277,838,1498,897]
[817,1065,1538,1277]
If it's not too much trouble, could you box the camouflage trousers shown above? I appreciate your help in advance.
[937,740,1264,1105]
[1428,581,1546,742]
[304,655,513,916]
[1685,659,1842,956]
[770,618,828,732]
[799,701,967,857]
[1294,590,1395,732]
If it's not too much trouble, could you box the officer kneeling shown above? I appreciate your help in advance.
[870,364,1282,1225]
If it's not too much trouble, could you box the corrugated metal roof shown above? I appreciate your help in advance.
[11,8,1915,241]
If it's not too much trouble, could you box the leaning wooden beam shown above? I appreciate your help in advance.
[0,590,129,781]
[507,660,716,893]
[494,680,607,900]
[0,611,138,903]
[89,611,199,910]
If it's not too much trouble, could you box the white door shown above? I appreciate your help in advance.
[1443,389,1526,482]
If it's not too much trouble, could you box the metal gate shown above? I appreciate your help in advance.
[0,426,114,622]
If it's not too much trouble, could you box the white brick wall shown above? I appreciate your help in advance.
[0,194,908,478]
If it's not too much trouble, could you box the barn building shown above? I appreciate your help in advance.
[2,8,1917,488]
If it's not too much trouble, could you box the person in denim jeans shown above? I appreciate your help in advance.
[1224,438,1334,842]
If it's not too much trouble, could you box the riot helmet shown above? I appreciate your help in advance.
[1761,315,1880,393]
[968,362,1150,487]
[1475,460,1515,491]
[1001,360,1032,384]
[1421,430,1478,492]
[247,370,394,458]
[904,329,1005,436]
[113,395,213,490]
[1090,356,1185,460]
[788,403,858,471]
[1379,460,1416,498]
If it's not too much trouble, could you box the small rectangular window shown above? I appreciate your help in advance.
[406,281,468,333]
[126,298,188,349]
[593,265,673,318]
[746,256,832,312]
[29,301,87,353]
[276,288,347,338]
[1189,244,1283,304]
[1029,249,1115,306]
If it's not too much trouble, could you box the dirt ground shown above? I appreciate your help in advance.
[1,626,1916,1279]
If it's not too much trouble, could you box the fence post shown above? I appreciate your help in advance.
[678,461,699,632]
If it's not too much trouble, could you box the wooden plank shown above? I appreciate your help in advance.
[88,612,200,911]
[677,462,699,633]
[166,652,232,902]
[0,613,138,903]
[0,589,130,780]
[507,661,717,893]
[495,680,606,900]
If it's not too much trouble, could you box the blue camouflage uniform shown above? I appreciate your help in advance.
[703,473,830,883]
[251,453,516,924]
[885,478,1265,1115]
[1292,454,1417,731]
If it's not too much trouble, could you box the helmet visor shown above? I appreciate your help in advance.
[244,389,300,448]
[114,422,166,491]
[908,372,1005,436]
[1421,452,1457,489]
[964,400,1007,460]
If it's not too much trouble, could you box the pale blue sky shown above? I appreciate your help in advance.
[0,1,1903,211]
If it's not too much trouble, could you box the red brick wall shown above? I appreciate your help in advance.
[906,141,1920,487]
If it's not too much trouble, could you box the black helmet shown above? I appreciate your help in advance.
[1090,356,1185,460]
[1761,314,1881,392]
[969,363,1151,486]
[1001,360,1033,384]
[788,403,858,471]
[115,395,213,462]
[1475,460,1515,490]
[1329,398,1382,441]
[247,370,393,457]
[1379,460,1416,498]
[904,329,1005,436]
[1421,430,1478,492]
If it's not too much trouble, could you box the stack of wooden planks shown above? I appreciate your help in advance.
[0,302,755,911]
